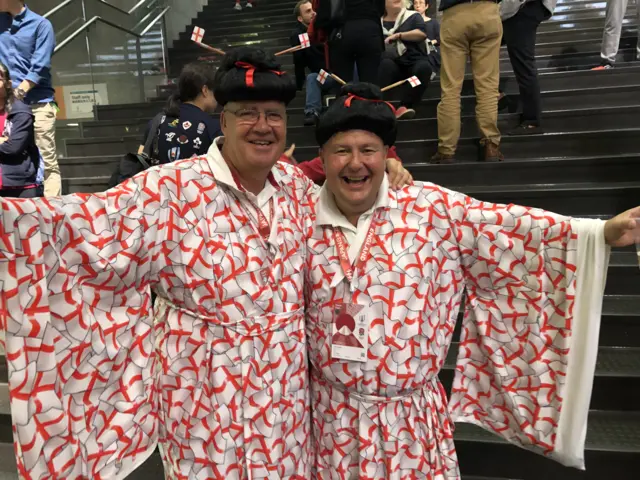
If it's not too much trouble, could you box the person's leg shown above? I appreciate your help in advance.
[434,4,471,159]
[403,60,433,108]
[503,1,545,130]
[329,28,356,90]
[468,2,503,160]
[598,0,629,66]
[378,58,402,92]
[305,72,323,125]
[351,20,384,84]
[32,102,61,197]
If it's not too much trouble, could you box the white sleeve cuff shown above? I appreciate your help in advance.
[552,218,611,469]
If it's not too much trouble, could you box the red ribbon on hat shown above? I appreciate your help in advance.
[235,61,285,88]
[344,94,396,114]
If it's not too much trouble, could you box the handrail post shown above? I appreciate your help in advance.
[136,38,145,102]
[161,15,170,84]
[81,0,97,116]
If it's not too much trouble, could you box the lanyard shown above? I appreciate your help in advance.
[229,170,278,246]
[331,211,382,290]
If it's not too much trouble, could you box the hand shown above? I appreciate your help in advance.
[604,206,640,247]
[283,144,297,164]
[0,137,7,144]
[386,158,413,190]
[385,33,400,44]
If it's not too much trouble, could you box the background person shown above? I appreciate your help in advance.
[0,61,42,198]
[313,0,385,85]
[138,62,221,164]
[379,0,438,119]
[0,0,59,196]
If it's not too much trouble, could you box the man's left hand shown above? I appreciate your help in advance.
[0,137,7,144]
[386,158,413,190]
[604,206,640,247]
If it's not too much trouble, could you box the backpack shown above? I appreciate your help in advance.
[107,113,165,189]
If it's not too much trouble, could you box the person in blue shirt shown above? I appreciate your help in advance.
[0,61,42,198]
[0,0,59,197]
[139,62,222,164]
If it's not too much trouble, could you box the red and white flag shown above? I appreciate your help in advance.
[298,33,310,48]
[408,76,421,87]
[317,69,329,85]
[191,26,205,43]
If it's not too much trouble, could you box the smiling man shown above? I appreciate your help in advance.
[304,82,640,478]
[0,47,317,479]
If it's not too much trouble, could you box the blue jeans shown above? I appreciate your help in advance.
[305,73,336,115]
[304,67,359,115]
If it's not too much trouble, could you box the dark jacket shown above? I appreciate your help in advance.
[440,0,501,11]
[291,22,326,90]
[142,103,222,164]
[0,99,39,189]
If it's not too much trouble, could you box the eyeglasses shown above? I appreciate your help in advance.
[224,107,286,126]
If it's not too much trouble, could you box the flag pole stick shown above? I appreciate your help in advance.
[194,41,225,55]
[381,79,408,92]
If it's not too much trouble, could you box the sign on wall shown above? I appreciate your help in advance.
[62,84,110,119]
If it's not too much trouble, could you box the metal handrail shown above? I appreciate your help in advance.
[53,6,171,54]
[44,0,135,19]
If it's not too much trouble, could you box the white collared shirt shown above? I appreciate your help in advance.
[315,175,390,264]
[206,137,280,243]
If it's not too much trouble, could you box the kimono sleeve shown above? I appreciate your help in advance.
[0,172,163,478]
[444,189,610,469]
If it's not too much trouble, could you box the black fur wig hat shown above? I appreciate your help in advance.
[213,47,297,106]
[316,82,397,147]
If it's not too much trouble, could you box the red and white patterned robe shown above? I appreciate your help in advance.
[305,177,609,479]
[0,142,317,479]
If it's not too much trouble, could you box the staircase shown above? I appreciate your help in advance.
[2,0,640,478]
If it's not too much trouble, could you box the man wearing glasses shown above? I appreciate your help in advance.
[0,47,316,479]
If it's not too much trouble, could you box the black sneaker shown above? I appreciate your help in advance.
[303,112,318,127]
[508,123,543,135]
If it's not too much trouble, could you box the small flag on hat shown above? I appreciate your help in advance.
[407,75,422,88]
[191,26,205,43]
[317,69,329,85]
[298,33,310,49]
[408,76,421,87]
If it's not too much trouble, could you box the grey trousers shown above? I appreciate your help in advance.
[600,0,640,63]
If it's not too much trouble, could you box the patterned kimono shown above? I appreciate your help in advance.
[305,177,610,479]
[0,140,317,479]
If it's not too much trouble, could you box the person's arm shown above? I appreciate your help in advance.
[443,187,637,468]
[15,20,55,97]
[386,30,427,44]
[0,170,164,477]
[0,111,32,156]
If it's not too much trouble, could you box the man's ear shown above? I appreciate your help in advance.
[220,110,228,134]
[297,16,304,23]
[383,145,389,159]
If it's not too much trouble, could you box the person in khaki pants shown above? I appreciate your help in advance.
[0,0,61,196]
[430,0,504,164]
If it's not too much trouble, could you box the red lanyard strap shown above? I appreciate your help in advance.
[332,211,381,284]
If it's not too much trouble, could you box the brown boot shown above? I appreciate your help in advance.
[482,142,504,162]
[429,151,456,164]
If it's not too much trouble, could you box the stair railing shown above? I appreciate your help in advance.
[46,0,171,108]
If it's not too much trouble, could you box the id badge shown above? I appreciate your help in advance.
[331,303,369,362]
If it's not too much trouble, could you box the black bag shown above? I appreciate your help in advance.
[107,113,165,188]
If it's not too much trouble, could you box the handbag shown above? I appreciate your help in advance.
[108,112,164,188]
